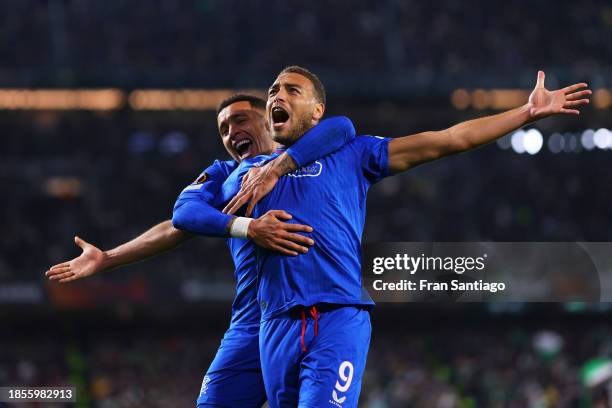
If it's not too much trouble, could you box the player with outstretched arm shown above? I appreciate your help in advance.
[46,94,357,408]
[222,66,590,407]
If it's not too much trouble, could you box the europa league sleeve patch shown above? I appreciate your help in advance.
[181,172,209,192]
[194,172,208,185]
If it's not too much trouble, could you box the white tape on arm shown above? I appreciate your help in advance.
[229,217,253,239]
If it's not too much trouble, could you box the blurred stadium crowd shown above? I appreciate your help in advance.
[1,108,610,284]
[3,313,611,407]
[2,1,612,407]
[3,104,610,405]
[1,0,610,284]
[0,0,610,90]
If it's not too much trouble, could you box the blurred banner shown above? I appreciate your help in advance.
[362,242,612,302]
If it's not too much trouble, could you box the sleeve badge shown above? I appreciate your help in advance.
[193,173,208,185]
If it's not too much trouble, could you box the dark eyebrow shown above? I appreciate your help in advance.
[284,83,302,89]
[229,112,248,120]
[219,112,244,128]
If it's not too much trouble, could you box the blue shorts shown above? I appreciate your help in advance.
[196,323,266,408]
[259,305,371,408]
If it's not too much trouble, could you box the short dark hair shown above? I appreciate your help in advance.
[216,94,266,116]
[279,66,326,105]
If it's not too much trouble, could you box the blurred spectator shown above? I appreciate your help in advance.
[0,0,609,89]
[1,107,610,283]
[2,317,612,407]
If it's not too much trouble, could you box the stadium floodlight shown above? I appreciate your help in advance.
[548,133,564,153]
[581,129,595,150]
[593,128,612,149]
[496,133,512,150]
[523,129,543,155]
[510,129,526,154]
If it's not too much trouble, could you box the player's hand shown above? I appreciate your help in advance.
[45,236,108,283]
[248,210,314,256]
[223,163,280,217]
[527,71,591,121]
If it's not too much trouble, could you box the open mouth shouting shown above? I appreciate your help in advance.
[232,137,254,159]
[271,105,290,131]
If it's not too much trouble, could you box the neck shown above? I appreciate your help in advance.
[278,122,317,148]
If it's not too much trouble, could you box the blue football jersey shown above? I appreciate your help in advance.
[175,156,273,326]
[213,155,276,325]
[174,116,358,325]
[253,136,391,320]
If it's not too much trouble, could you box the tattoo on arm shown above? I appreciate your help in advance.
[274,153,297,175]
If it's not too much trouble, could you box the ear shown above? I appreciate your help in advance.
[312,103,325,122]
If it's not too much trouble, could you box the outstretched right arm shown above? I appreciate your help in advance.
[45,220,190,283]
[47,160,314,283]
[44,160,234,284]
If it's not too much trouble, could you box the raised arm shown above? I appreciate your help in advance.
[388,71,591,173]
[223,116,356,215]
[46,220,190,283]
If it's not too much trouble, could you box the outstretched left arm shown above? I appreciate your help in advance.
[388,71,591,173]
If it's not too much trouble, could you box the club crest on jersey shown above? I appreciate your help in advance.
[288,161,323,178]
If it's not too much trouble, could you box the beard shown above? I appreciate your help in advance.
[272,112,313,147]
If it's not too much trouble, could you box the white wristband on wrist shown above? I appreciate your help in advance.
[229,217,253,239]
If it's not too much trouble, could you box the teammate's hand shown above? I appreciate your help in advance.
[527,71,591,121]
[223,163,280,216]
[45,236,108,283]
[248,210,314,256]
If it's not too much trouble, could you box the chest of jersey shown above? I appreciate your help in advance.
[262,153,367,214]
